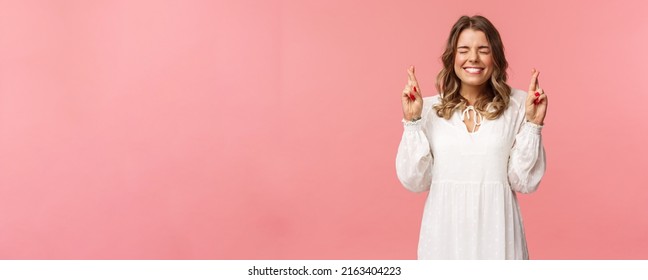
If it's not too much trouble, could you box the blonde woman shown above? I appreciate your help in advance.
[396,15,547,259]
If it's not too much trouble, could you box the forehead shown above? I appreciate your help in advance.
[457,29,489,46]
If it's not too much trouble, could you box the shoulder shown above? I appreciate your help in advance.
[422,94,442,106]
[508,88,527,110]
[422,94,442,116]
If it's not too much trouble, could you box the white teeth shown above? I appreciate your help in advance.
[464,68,483,74]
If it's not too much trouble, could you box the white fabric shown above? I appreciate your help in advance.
[461,105,482,133]
[396,88,546,260]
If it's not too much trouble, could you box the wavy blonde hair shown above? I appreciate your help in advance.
[434,15,511,120]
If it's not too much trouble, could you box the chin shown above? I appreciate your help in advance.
[460,78,489,87]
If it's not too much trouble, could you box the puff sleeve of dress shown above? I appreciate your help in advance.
[395,97,435,193]
[507,97,547,194]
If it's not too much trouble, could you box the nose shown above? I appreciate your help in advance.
[468,50,479,62]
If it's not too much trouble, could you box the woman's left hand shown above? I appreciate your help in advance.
[525,68,548,125]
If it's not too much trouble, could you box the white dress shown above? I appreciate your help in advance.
[396,88,546,260]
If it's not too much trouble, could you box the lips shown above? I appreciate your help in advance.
[463,67,484,74]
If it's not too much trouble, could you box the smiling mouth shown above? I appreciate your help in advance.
[463,67,484,74]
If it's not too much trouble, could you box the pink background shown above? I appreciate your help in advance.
[0,0,647,259]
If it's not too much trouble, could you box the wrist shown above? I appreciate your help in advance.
[404,115,421,122]
[525,114,544,126]
[525,119,544,126]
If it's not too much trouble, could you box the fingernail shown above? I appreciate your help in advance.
[413,86,417,92]
[535,92,540,97]
[409,93,415,101]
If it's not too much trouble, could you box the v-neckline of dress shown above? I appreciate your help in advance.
[457,107,486,136]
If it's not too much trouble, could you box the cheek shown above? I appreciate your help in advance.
[453,56,465,70]
[454,55,465,64]
[485,58,495,76]
[482,56,494,68]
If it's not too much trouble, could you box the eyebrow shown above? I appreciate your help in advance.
[457,46,491,49]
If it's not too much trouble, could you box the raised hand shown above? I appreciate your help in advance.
[525,68,548,125]
[402,66,423,121]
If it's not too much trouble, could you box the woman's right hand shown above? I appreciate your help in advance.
[401,66,423,121]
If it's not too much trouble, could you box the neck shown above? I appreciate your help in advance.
[460,84,486,106]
